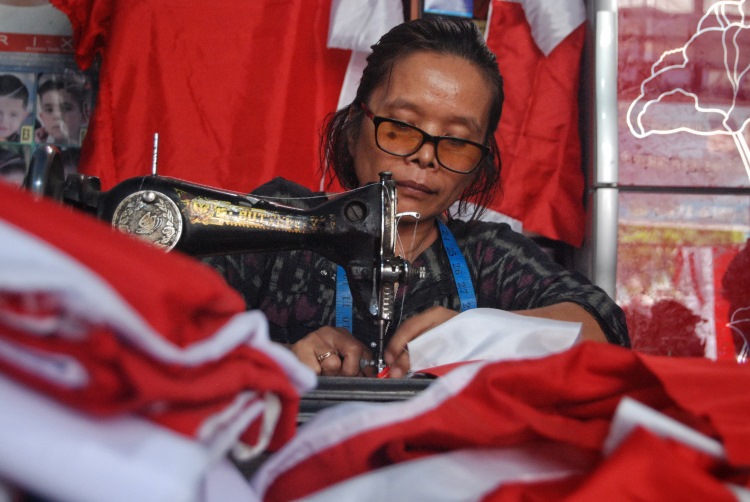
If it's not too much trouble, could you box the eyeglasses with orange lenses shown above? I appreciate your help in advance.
[360,102,488,174]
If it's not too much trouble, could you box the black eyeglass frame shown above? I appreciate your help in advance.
[359,102,489,175]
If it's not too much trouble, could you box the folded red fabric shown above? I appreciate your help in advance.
[252,342,749,500]
[0,182,314,451]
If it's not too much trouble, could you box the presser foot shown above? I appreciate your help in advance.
[359,358,389,377]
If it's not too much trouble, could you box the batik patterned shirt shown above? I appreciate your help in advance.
[205,179,630,348]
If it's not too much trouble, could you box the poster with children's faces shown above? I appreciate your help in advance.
[0,68,93,186]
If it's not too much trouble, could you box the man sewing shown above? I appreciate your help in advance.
[209,17,630,378]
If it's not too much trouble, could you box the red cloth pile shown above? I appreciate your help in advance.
[0,181,314,453]
[252,342,750,501]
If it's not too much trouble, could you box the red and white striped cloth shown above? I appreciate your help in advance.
[252,342,750,501]
[0,181,315,459]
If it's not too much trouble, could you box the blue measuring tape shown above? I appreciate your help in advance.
[335,221,476,331]
[437,220,477,312]
[335,264,353,330]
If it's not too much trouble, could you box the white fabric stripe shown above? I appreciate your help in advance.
[303,445,589,501]
[0,306,88,339]
[196,390,261,460]
[201,458,261,502]
[327,0,404,53]
[725,483,750,501]
[495,0,586,56]
[0,374,209,502]
[231,394,284,462]
[407,308,580,372]
[0,336,89,388]
[336,50,368,111]
[328,0,404,112]
[604,397,726,459]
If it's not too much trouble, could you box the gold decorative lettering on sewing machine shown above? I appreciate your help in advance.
[178,191,336,234]
[75,174,385,262]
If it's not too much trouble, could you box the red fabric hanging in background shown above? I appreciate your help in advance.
[51,0,350,193]
[486,1,587,246]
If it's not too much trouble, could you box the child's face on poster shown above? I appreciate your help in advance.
[38,89,86,144]
[0,95,28,141]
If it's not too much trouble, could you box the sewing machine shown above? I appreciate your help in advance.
[23,144,421,373]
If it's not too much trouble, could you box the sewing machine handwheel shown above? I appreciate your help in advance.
[22,144,66,201]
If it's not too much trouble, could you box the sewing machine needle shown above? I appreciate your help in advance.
[151,133,159,176]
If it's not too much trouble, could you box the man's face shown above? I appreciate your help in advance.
[0,95,28,141]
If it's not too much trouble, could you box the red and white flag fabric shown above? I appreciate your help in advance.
[487,0,587,246]
[0,181,315,460]
[51,0,350,193]
[251,342,750,501]
[501,0,586,57]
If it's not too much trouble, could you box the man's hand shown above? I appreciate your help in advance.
[384,306,458,378]
[291,326,376,377]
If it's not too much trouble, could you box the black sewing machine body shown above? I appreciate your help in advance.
[84,174,382,264]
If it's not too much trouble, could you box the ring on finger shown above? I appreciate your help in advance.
[316,350,337,363]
